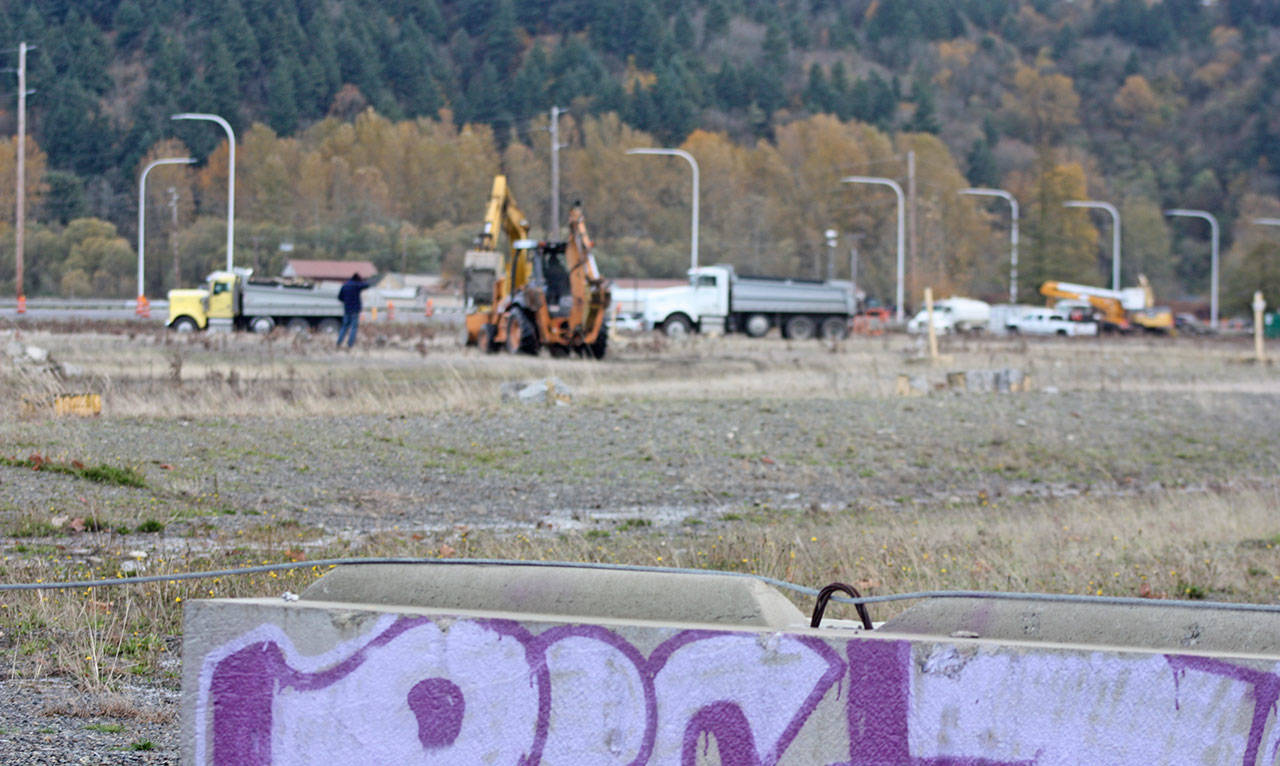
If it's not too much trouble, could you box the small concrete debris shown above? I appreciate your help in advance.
[897,368,1031,396]
[24,345,49,363]
[500,377,573,406]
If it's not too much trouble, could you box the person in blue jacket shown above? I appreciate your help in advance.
[337,273,371,347]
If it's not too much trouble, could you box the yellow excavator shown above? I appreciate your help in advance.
[1040,275,1174,333]
[463,176,611,357]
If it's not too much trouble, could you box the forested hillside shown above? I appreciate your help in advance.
[2,0,1280,311]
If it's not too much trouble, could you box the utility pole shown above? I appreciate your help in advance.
[15,42,30,314]
[168,187,180,289]
[907,150,918,301]
[549,106,566,238]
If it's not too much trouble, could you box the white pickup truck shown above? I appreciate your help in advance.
[1007,308,1098,337]
[641,265,857,340]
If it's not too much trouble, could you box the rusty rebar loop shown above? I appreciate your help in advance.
[811,582,873,630]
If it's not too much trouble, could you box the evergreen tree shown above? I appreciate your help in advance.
[763,21,789,62]
[197,33,243,130]
[485,0,522,77]
[965,138,998,188]
[829,61,852,119]
[652,64,697,143]
[512,45,550,120]
[113,1,147,50]
[803,64,833,114]
[704,0,730,39]
[267,60,301,134]
[389,18,443,117]
[712,62,746,110]
[674,13,695,50]
[907,80,939,133]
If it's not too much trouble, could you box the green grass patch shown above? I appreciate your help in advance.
[0,455,145,488]
[135,519,166,534]
[87,723,124,733]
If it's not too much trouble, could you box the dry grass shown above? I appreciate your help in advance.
[3,328,1274,419]
[3,486,1279,689]
[2,325,1279,690]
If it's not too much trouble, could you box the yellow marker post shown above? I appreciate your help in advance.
[924,287,939,360]
[1254,291,1266,363]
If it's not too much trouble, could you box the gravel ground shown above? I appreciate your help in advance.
[0,679,178,764]
[2,390,1277,535]
[2,330,1278,761]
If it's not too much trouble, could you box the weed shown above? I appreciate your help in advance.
[585,530,610,540]
[617,518,652,531]
[0,455,145,488]
[10,519,61,538]
[130,740,154,751]
[135,520,165,534]
[1178,581,1208,600]
[87,723,124,733]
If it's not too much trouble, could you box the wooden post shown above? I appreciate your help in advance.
[925,287,939,360]
[1253,291,1266,363]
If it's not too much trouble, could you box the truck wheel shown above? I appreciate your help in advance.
[584,324,609,359]
[1057,329,1068,337]
[286,318,311,333]
[820,317,848,340]
[479,323,500,354]
[662,314,693,338]
[784,315,815,340]
[505,311,539,355]
[316,318,341,334]
[250,316,275,334]
[170,316,198,333]
[744,314,770,338]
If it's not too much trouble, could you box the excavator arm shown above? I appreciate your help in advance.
[563,203,609,343]
[465,176,534,344]
[1040,281,1129,330]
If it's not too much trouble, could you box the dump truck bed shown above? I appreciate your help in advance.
[730,276,856,315]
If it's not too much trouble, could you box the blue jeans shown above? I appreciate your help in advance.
[337,312,359,347]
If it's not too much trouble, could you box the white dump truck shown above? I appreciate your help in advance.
[167,268,347,333]
[641,265,857,339]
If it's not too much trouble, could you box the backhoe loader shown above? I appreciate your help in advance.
[463,176,611,357]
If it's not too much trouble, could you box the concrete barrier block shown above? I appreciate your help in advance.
[184,586,1280,764]
[300,563,806,628]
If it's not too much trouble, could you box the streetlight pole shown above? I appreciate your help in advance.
[842,175,906,322]
[626,148,699,271]
[14,42,33,314]
[138,157,195,317]
[1165,208,1220,328]
[824,229,837,281]
[1064,200,1121,291]
[961,187,1019,303]
[171,113,236,271]
[549,105,567,237]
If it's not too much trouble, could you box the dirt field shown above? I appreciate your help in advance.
[1,323,1278,762]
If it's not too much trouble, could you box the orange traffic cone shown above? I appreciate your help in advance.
[424,298,435,318]
[136,295,151,319]
[16,295,26,314]
[386,300,395,321]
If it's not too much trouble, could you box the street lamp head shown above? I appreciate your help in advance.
[824,228,838,243]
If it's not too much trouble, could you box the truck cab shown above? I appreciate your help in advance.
[168,271,241,332]
[642,266,732,336]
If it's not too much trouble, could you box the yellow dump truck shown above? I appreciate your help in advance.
[167,269,346,333]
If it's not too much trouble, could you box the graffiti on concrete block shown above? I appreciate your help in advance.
[194,615,1280,765]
